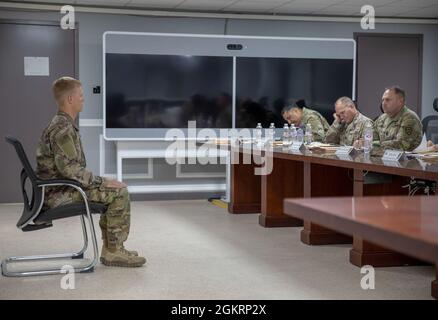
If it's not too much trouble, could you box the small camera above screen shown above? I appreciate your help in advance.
[227,44,243,50]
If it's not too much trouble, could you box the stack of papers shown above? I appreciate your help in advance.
[417,153,438,163]
[211,138,230,145]
[307,142,340,153]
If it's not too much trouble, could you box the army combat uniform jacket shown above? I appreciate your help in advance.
[324,112,373,146]
[300,108,330,142]
[36,111,103,206]
[372,105,422,155]
[36,111,130,247]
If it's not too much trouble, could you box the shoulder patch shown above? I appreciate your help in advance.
[404,126,413,136]
[55,133,77,159]
[402,117,421,135]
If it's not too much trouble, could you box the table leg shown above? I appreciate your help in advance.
[301,220,352,245]
[350,236,429,267]
[351,174,427,267]
[259,157,303,227]
[229,150,261,214]
[300,163,353,245]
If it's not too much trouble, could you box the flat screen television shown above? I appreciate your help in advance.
[103,32,356,139]
[235,57,354,128]
[106,53,233,130]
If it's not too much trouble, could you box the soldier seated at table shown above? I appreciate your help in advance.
[354,86,422,156]
[281,99,330,142]
[324,96,373,146]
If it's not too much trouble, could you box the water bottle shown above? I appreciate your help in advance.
[296,128,304,144]
[305,124,313,145]
[282,123,290,145]
[363,122,373,154]
[290,125,297,143]
[267,123,276,143]
[255,123,263,143]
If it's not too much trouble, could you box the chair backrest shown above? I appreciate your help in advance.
[4,136,43,228]
[422,116,438,143]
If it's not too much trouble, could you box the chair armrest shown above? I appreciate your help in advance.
[36,179,84,188]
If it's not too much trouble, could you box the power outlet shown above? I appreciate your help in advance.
[93,86,101,94]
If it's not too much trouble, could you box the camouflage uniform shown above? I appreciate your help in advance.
[300,107,330,142]
[372,105,422,156]
[324,112,373,146]
[36,111,130,249]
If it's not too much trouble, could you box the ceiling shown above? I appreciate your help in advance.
[5,0,438,19]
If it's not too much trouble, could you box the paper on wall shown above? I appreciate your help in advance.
[24,57,50,76]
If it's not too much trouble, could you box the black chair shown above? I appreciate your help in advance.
[422,116,438,144]
[422,98,438,143]
[1,136,106,277]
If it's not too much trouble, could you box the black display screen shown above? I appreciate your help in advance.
[235,57,354,128]
[106,53,233,128]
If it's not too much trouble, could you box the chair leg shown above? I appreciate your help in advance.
[71,215,89,260]
[1,212,99,277]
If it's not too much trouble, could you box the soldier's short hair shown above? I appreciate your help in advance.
[281,105,292,115]
[335,96,355,108]
[386,85,406,100]
[52,76,82,106]
[294,99,307,109]
[282,98,307,115]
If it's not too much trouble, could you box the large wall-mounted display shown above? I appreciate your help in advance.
[235,57,353,128]
[103,32,356,140]
[106,54,233,129]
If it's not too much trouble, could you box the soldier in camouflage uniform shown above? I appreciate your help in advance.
[281,99,330,142]
[36,77,146,268]
[354,86,422,156]
[325,96,373,146]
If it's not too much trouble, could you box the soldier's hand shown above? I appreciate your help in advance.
[353,139,363,149]
[427,140,438,151]
[103,179,127,189]
[333,113,340,123]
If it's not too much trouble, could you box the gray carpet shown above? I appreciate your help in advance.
[0,200,434,299]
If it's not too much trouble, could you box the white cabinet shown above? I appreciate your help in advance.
[115,141,229,200]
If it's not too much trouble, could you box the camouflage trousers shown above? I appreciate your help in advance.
[44,184,131,248]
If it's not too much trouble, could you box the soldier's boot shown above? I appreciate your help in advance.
[101,229,138,256]
[100,245,146,268]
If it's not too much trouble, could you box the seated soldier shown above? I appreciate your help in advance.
[354,86,422,155]
[36,76,146,268]
[325,96,373,146]
[281,99,330,142]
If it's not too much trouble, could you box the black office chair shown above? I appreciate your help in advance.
[1,136,107,277]
[404,99,438,196]
[421,98,438,143]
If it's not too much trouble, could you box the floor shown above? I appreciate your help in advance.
[0,200,434,300]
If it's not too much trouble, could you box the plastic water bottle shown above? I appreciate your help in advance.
[282,123,290,145]
[255,123,263,143]
[267,123,276,143]
[290,125,297,143]
[305,123,313,145]
[363,122,373,154]
[296,128,304,144]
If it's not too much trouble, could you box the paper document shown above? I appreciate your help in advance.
[24,57,50,76]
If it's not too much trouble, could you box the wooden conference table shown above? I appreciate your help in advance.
[283,196,438,299]
[228,144,438,267]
